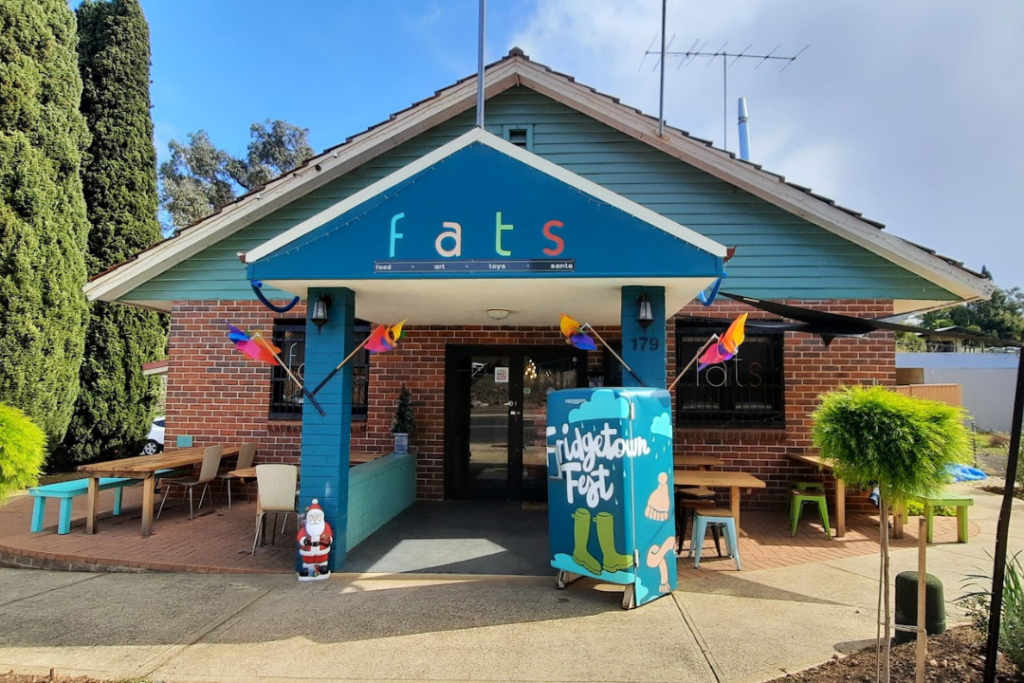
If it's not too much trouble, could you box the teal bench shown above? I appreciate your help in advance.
[29,478,134,535]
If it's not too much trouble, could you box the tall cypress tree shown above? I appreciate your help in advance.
[56,0,167,464]
[0,0,91,448]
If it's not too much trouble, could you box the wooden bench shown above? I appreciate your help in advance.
[29,477,134,535]
[907,491,974,543]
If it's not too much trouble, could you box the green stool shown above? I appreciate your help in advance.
[790,482,832,540]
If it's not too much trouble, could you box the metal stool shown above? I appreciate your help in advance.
[790,481,832,540]
[693,508,741,570]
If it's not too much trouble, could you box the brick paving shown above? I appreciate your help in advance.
[0,485,977,578]
[0,484,293,574]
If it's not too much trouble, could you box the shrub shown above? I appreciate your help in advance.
[961,552,1024,673]
[904,500,958,517]
[987,431,1011,449]
[813,385,972,680]
[0,403,47,503]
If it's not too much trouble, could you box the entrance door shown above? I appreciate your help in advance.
[445,346,587,501]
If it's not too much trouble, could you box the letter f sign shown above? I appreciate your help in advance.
[389,213,405,258]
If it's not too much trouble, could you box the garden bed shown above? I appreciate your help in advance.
[769,627,1022,682]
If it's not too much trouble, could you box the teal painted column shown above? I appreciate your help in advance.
[300,287,354,571]
[620,286,667,388]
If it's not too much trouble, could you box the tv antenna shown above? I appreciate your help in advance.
[640,3,807,152]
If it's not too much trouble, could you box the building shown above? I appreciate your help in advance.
[85,50,992,569]
[898,351,1019,431]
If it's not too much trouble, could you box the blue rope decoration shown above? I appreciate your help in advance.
[251,280,300,313]
[697,272,727,307]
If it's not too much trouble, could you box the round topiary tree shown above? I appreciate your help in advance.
[0,403,47,504]
[812,385,971,683]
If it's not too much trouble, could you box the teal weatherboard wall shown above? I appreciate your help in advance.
[125,87,957,305]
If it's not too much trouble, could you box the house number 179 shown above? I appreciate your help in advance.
[630,337,659,351]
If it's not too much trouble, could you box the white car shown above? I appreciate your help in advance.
[143,417,165,455]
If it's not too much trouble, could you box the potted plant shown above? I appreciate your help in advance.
[391,385,416,454]
[812,385,970,682]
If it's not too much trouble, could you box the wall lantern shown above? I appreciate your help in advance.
[311,295,332,332]
[636,292,654,329]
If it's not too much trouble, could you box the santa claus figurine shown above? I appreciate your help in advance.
[297,499,332,581]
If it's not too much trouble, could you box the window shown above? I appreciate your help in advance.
[502,125,534,151]
[270,320,370,420]
[674,325,785,428]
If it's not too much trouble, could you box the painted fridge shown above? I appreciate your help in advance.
[546,387,677,609]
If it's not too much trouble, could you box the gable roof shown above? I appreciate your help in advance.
[85,48,993,305]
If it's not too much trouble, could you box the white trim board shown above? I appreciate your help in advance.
[245,128,726,263]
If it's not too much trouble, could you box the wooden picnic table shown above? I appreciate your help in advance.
[78,446,239,538]
[673,469,766,530]
[786,453,847,538]
[673,454,723,470]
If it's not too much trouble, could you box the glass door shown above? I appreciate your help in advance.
[445,346,587,501]
[467,354,513,497]
[518,353,581,500]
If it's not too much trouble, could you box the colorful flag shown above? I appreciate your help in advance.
[559,314,597,351]
[226,324,280,365]
[697,313,747,370]
[365,319,407,354]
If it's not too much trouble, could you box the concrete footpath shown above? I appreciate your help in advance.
[0,484,1020,683]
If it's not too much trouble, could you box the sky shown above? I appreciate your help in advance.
[139,0,1024,291]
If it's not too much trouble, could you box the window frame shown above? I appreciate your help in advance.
[268,320,371,421]
[674,323,786,429]
[502,124,534,151]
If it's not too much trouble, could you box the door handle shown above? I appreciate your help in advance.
[504,401,515,407]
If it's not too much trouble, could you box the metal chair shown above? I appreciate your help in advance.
[156,445,223,520]
[219,442,257,509]
[251,464,299,554]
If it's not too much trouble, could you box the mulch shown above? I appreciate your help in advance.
[768,627,1022,682]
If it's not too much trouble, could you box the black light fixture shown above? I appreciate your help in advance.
[636,292,654,329]
[310,294,331,332]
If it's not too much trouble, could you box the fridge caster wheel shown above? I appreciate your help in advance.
[556,570,581,590]
[621,585,636,610]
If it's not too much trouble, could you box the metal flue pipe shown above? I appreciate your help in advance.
[738,97,751,161]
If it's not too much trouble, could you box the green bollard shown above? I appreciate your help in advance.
[894,570,946,645]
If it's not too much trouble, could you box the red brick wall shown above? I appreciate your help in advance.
[165,300,366,464]
[165,299,894,512]
[674,299,895,512]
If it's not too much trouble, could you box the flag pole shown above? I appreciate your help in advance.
[581,323,647,387]
[309,334,373,398]
[667,335,718,393]
[250,331,326,417]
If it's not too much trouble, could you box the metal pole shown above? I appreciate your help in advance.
[984,346,1024,681]
[658,0,666,136]
[476,0,486,128]
[723,55,727,151]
